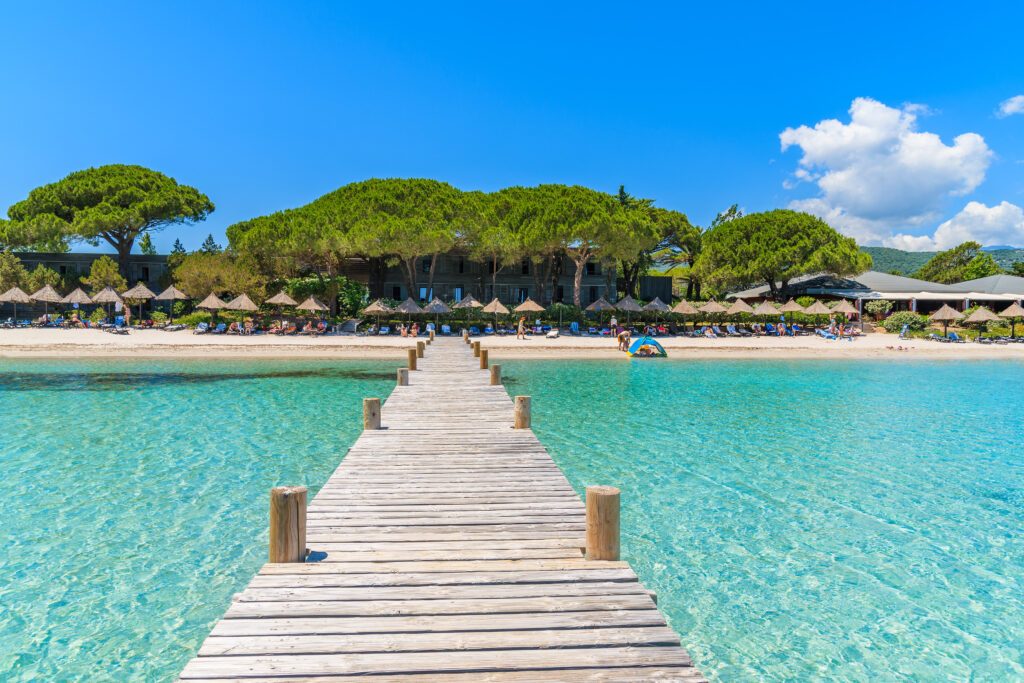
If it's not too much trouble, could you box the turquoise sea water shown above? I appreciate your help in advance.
[1,359,1022,681]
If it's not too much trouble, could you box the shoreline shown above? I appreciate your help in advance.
[2,328,1024,360]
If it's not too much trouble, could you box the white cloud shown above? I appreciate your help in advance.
[885,201,1024,251]
[997,95,1024,118]
[780,97,992,243]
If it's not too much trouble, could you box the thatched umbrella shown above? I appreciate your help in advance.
[62,287,93,305]
[482,297,510,328]
[197,292,228,323]
[929,303,964,338]
[0,286,31,321]
[697,299,728,330]
[1000,301,1024,338]
[642,297,670,326]
[963,306,1001,342]
[514,298,545,314]
[395,297,423,324]
[225,293,260,313]
[362,298,393,329]
[30,284,62,319]
[121,282,156,322]
[585,297,616,326]
[831,299,859,319]
[422,297,452,329]
[671,300,698,315]
[804,299,832,327]
[752,300,779,330]
[779,298,805,326]
[296,296,329,314]
[613,295,642,327]
[154,285,190,323]
[452,294,483,309]
[91,286,123,321]
[726,298,753,317]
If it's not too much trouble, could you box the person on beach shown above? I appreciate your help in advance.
[411,322,419,337]
[123,306,131,326]
[517,316,526,340]
[617,328,630,351]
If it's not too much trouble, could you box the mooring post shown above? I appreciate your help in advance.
[490,364,502,385]
[363,397,381,429]
[463,330,470,343]
[429,329,435,342]
[472,341,481,357]
[397,367,409,386]
[479,348,489,369]
[407,348,417,371]
[269,486,307,563]
[416,340,425,358]
[585,485,620,561]
[513,395,531,429]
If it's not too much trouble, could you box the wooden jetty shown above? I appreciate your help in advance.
[179,338,703,681]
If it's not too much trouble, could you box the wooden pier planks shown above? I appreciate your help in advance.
[179,339,702,682]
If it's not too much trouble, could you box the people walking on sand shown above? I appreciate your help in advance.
[517,316,526,340]
[617,327,631,352]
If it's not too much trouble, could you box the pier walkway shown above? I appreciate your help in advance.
[179,338,703,681]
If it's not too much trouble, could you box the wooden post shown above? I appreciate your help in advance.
[513,395,531,429]
[479,348,489,369]
[416,340,425,358]
[363,397,381,429]
[472,341,481,357]
[490,364,502,385]
[429,329,435,342]
[397,368,409,386]
[407,348,417,371]
[463,330,470,343]
[585,485,620,561]
[269,486,307,563]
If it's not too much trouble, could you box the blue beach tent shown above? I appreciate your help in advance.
[627,336,667,357]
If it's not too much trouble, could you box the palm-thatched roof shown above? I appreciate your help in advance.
[779,298,806,313]
[614,295,642,312]
[224,293,259,311]
[752,301,780,316]
[362,299,393,315]
[265,290,297,306]
[514,298,545,313]
[197,293,228,310]
[699,300,728,314]
[726,299,753,316]
[1000,302,1024,318]
[963,307,1001,324]
[803,300,832,315]
[0,286,31,304]
[122,283,156,300]
[585,297,616,313]
[423,297,452,314]
[452,295,483,309]
[671,300,698,315]
[154,285,190,301]
[482,298,510,315]
[296,296,329,312]
[929,304,963,322]
[395,297,424,314]
[831,299,859,315]
[30,284,62,303]
[642,297,670,313]
[61,288,93,305]
[91,286,123,304]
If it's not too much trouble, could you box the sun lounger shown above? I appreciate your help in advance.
[948,332,965,343]
[440,324,452,335]
[469,326,481,336]
[569,321,581,336]
[713,325,727,337]
[816,328,837,340]
[212,323,227,334]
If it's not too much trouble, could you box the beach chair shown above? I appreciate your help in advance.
[948,332,965,343]
[469,326,481,336]
[568,321,581,336]
[816,328,837,340]
[712,325,727,337]
[193,322,210,334]
[484,325,495,335]
[791,323,806,336]
[212,323,227,334]
[765,323,776,335]
[440,324,452,335]
[378,326,390,335]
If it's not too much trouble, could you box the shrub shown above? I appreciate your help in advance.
[89,307,108,323]
[865,299,893,319]
[150,310,168,323]
[174,311,212,328]
[880,310,928,333]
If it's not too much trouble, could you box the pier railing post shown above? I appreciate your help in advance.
[407,348,417,371]
[513,395,531,429]
[490,364,502,385]
[585,486,620,561]
[397,367,409,386]
[269,486,307,563]
[479,348,489,369]
[463,330,470,344]
[429,329,435,342]
[417,340,425,358]
[472,341,481,357]
[363,397,381,429]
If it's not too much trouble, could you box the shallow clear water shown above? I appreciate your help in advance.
[504,359,1024,681]
[0,360,394,682]
[2,359,1023,681]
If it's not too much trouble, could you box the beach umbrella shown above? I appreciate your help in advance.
[514,298,545,313]
[698,300,727,314]
[91,286,123,321]
[154,285,190,323]
[296,296,329,314]
[121,282,156,322]
[1000,301,1024,338]
[452,294,483,309]
[422,297,452,328]
[642,297,670,326]
[726,298,753,317]
[395,297,423,324]
[0,286,31,321]
[61,287,93,305]
[614,295,642,326]
[779,298,805,326]
[671,299,698,315]
[225,293,260,312]
[482,297,510,328]
[266,290,298,307]
[803,299,832,327]
[963,306,1001,342]
[362,298,394,328]
[831,299,859,321]
[197,292,227,323]
[929,303,964,338]
[752,300,779,329]
[585,297,616,326]
[30,284,62,318]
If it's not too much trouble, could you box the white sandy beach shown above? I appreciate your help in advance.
[0,327,1022,360]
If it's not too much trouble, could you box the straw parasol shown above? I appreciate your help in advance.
[296,296,329,314]
[778,298,805,326]
[452,295,483,309]
[197,292,227,323]
[395,297,423,324]
[422,297,451,328]
[671,299,698,315]
[154,285,190,323]
[831,299,859,318]
[482,297,510,327]
[91,286,123,321]
[362,298,393,329]
[514,298,545,313]
[963,306,1001,342]
[0,286,31,321]
[121,282,156,322]
[614,295,642,312]
[30,284,62,318]
[642,297,670,313]
[1000,301,1024,338]
[62,287,93,305]
[698,300,727,314]
[266,290,298,307]
[803,299,832,327]
[929,303,964,338]
[752,300,779,329]
[726,298,753,317]
[585,297,616,312]
[225,293,260,312]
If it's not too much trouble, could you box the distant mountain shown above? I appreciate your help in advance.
[861,246,1024,276]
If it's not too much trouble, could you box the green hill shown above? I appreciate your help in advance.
[861,246,1024,276]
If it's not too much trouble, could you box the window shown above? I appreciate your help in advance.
[556,285,565,302]
[487,261,496,274]
[453,286,463,302]
[457,258,465,274]
[421,258,431,273]
[516,287,528,303]
[419,287,429,301]
[586,262,599,276]
[59,265,68,275]
[589,286,598,303]
[142,266,150,281]
[521,258,530,275]
[392,286,402,300]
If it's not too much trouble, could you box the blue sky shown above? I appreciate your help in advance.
[1,2,1022,252]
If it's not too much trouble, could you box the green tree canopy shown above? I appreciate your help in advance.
[81,255,128,293]
[6,165,213,277]
[138,233,157,255]
[0,251,30,291]
[173,252,263,300]
[913,241,1002,283]
[695,209,871,297]
[25,264,62,293]
[200,234,223,254]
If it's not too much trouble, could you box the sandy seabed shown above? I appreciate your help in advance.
[0,327,1023,361]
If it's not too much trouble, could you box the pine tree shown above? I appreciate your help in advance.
[138,233,157,255]
[171,239,186,254]
[199,234,223,254]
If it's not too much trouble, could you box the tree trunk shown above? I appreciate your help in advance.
[490,256,500,301]
[621,259,641,298]
[367,257,386,299]
[571,255,589,307]
[400,258,417,298]
[426,253,439,301]
[102,230,135,282]
[548,255,562,304]
[685,278,694,300]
